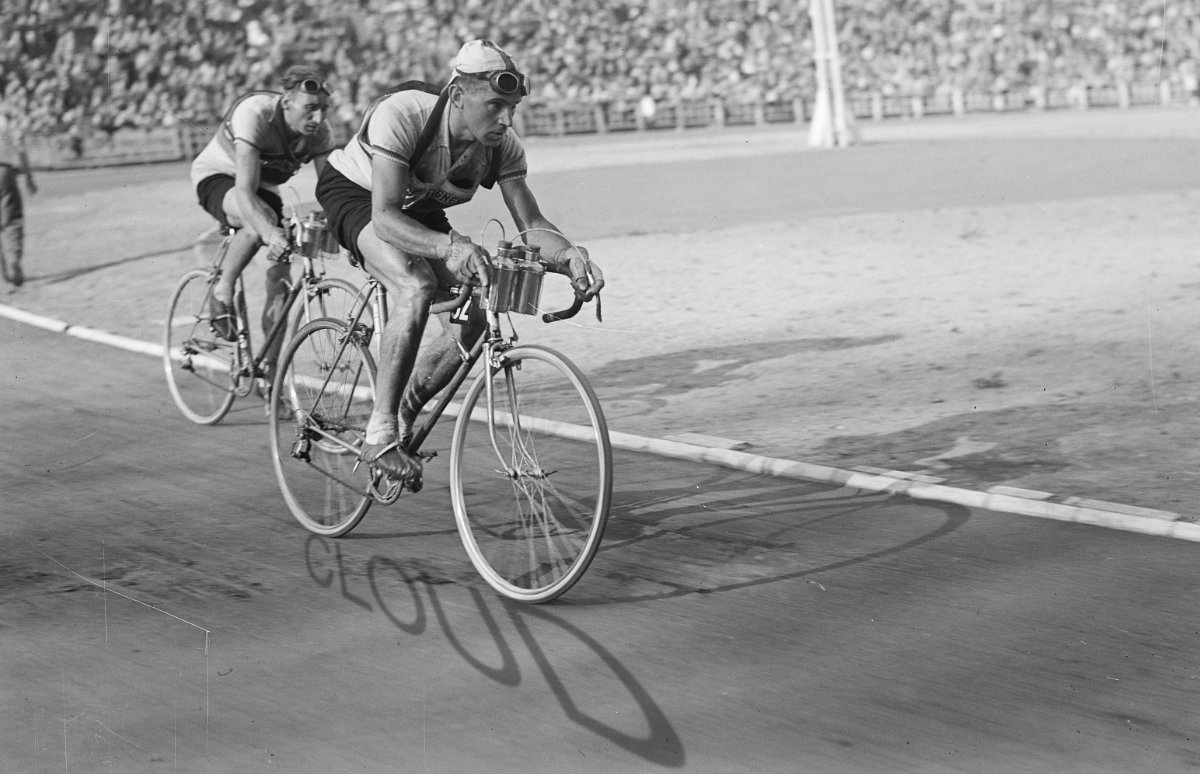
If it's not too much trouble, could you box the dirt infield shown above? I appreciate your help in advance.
[10,106,1200,520]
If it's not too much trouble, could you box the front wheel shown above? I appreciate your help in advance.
[450,345,612,603]
[162,269,237,424]
[270,317,376,536]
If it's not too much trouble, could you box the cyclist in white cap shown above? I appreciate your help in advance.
[317,39,604,489]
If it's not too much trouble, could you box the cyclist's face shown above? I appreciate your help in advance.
[283,91,330,136]
[455,82,521,147]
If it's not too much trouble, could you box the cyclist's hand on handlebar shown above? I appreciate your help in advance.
[441,231,491,289]
[264,227,291,262]
[553,246,605,301]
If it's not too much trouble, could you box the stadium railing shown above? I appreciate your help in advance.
[26,81,1197,170]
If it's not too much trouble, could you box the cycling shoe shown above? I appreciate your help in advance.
[360,440,423,493]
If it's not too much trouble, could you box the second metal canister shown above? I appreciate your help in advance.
[511,245,545,315]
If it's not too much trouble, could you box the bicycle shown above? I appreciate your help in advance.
[163,210,381,425]
[267,228,612,604]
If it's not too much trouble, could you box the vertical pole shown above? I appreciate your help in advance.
[820,0,853,146]
[808,0,853,147]
[808,0,833,147]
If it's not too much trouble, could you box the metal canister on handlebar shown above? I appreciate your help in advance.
[482,240,521,313]
[295,211,341,260]
[511,244,546,316]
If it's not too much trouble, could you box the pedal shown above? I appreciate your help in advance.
[290,436,311,462]
[369,470,404,504]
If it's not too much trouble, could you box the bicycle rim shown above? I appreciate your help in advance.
[291,277,361,331]
[162,269,236,425]
[450,345,612,603]
[270,318,375,536]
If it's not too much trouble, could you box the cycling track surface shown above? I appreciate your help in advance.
[6,105,1200,537]
[6,106,1200,773]
[6,316,1200,773]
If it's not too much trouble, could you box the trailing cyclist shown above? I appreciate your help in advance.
[189,64,337,380]
[316,39,604,490]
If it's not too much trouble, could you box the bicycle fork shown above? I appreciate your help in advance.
[482,345,545,482]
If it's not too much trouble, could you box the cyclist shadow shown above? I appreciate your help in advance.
[312,467,967,768]
[307,533,687,767]
[567,466,972,606]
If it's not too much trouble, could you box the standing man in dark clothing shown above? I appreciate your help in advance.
[0,106,37,289]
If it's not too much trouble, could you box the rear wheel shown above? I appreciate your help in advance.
[270,318,376,536]
[162,269,237,425]
[291,277,373,336]
[450,345,612,603]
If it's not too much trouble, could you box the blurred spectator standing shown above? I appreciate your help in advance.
[0,102,37,288]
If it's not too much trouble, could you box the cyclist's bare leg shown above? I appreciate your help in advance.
[399,305,485,437]
[259,260,292,370]
[212,228,261,304]
[355,229,439,483]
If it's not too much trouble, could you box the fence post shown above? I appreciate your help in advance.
[870,92,883,121]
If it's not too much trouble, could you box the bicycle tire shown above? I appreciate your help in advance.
[270,317,376,536]
[162,269,237,425]
[449,344,612,603]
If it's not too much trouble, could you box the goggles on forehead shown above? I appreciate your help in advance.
[290,78,332,96]
[457,69,530,97]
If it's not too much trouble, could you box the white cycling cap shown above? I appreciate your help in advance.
[452,39,521,75]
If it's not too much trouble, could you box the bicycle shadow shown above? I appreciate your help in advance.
[301,469,967,767]
[570,468,971,605]
[304,534,687,766]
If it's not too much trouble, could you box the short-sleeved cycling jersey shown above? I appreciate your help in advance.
[189,92,335,190]
[326,89,527,214]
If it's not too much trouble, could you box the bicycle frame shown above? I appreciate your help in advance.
[288,279,533,466]
[284,221,593,468]
[210,232,341,381]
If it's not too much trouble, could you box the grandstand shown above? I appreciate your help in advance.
[4,0,1198,165]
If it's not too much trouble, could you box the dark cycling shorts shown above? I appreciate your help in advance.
[196,174,283,229]
[316,164,450,268]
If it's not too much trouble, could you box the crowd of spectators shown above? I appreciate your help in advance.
[2,0,1198,140]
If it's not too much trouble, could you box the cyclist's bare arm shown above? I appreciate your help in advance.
[501,178,604,299]
[367,157,450,257]
[368,156,490,286]
[231,140,289,253]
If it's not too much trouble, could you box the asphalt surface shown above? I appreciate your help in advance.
[5,312,1200,773]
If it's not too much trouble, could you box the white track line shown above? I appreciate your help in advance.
[3,301,1195,542]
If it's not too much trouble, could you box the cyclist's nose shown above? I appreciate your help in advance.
[498,105,514,128]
